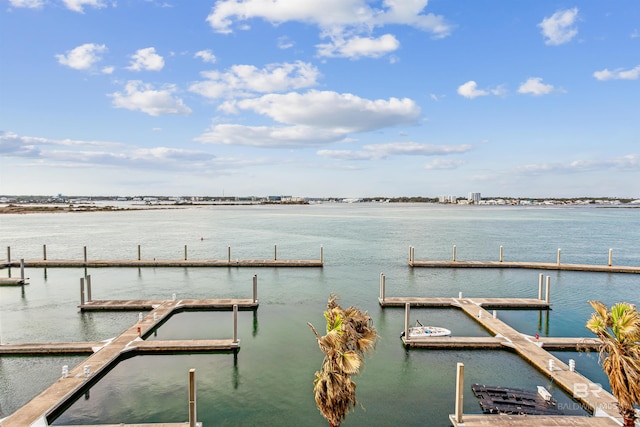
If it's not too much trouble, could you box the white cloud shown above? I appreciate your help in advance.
[518,77,554,96]
[8,0,44,8]
[196,90,421,147]
[189,61,320,99]
[206,0,452,49]
[457,81,488,99]
[423,159,465,170]
[127,47,164,71]
[514,154,639,175]
[538,8,578,46]
[277,36,294,49]
[317,34,400,58]
[110,80,192,116]
[593,65,640,81]
[318,142,472,160]
[194,49,217,63]
[62,0,107,13]
[55,43,107,70]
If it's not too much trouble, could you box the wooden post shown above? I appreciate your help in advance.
[233,304,238,343]
[80,277,85,306]
[455,362,465,423]
[404,303,410,341]
[138,245,141,261]
[6,246,10,263]
[20,259,25,281]
[499,245,503,262]
[184,245,188,261]
[556,248,561,265]
[86,275,92,302]
[545,276,551,304]
[252,275,258,303]
[452,245,457,262]
[608,248,612,267]
[83,246,87,263]
[320,245,323,264]
[538,273,543,300]
[189,368,196,427]
[228,246,231,263]
[379,273,386,301]
[274,244,277,260]
[43,244,47,260]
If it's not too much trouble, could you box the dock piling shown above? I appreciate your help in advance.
[545,276,551,304]
[86,275,92,301]
[189,369,197,427]
[138,245,141,261]
[320,245,323,264]
[20,259,25,281]
[557,248,561,265]
[184,245,188,261]
[233,304,238,344]
[43,244,47,260]
[404,303,410,342]
[538,274,543,300]
[228,246,231,263]
[253,275,258,303]
[80,277,85,306]
[499,245,503,262]
[379,273,386,301]
[7,246,10,263]
[454,362,464,423]
[452,245,457,262]
[608,248,612,267]
[83,246,87,264]
[274,244,277,261]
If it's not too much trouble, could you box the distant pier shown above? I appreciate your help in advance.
[1,244,324,269]
[408,245,640,273]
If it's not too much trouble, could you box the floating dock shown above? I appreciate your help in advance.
[3,258,323,268]
[0,297,242,427]
[409,259,640,273]
[0,277,27,286]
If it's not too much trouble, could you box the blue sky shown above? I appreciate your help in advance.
[1,1,638,198]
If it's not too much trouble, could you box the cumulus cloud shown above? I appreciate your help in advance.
[189,61,320,99]
[0,131,221,170]
[538,8,579,46]
[196,90,420,147]
[318,142,472,160]
[206,0,451,58]
[593,65,640,81]
[8,0,43,8]
[110,80,192,116]
[127,47,164,71]
[514,154,639,175]
[194,49,217,63]
[317,34,400,58]
[518,77,554,95]
[55,43,107,70]
[62,0,107,13]
[424,159,465,170]
[457,81,487,99]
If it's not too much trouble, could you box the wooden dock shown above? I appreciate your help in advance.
[0,298,241,427]
[409,259,640,273]
[449,414,619,426]
[3,258,323,268]
[379,296,551,309]
[0,277,27,286]
[79,298,258,311]
[382,296,620,424]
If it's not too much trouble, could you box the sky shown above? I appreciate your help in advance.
[0,1,638,198]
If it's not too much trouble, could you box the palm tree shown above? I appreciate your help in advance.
[308,294,379,427]
[585,300,640,426]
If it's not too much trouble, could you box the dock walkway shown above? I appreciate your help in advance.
[380,296,620,425]
[3,258,323,268]
[0,298,241,427]
[409,259,640,274]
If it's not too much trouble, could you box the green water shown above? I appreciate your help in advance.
[1,204,638,425]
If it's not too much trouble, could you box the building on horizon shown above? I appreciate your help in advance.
[468,192,481,203]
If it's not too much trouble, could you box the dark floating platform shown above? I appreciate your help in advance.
[471,384,564,416]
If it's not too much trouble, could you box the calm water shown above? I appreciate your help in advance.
[0,203,638,426]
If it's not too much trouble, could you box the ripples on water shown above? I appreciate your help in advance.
[1,204,638,425]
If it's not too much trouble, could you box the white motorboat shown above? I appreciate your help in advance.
[400,320,451,338]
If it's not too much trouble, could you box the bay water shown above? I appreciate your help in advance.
[1,203,638,426]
